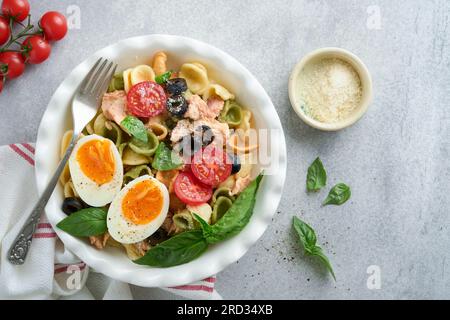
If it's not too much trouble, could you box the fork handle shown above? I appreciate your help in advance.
[8,134,78,265]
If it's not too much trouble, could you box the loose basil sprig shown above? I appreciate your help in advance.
[155,71,172,84]
[121,116,148,143]
[151,142,184,171]
[323,183,351,206]
[57,208,107,237]
[292,216,335,280]
[135,174,264,267]
[306,157,327,192]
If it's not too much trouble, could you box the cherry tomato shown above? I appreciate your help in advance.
[0,51,25,79]
[127,81,167,117]
[40,11,68,41]
[191,145,232,186]
[174,172,212,205]
[1,0,30,22]
[22,36,51,64]
[0,16,10,45]
[0,77,4,93]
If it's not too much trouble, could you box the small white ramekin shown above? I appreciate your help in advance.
[288,47,373,131]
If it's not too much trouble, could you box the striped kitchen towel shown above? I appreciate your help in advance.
[0,143,221,300]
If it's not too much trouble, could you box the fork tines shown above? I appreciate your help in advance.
[79,57,117,97]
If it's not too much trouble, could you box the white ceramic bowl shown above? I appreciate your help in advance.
[35,35,287,287]
[288,47,373,131]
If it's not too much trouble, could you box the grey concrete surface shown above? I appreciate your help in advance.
[1,0,449,299]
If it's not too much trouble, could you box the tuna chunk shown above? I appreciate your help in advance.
[231,175,252,195]
[170,119,193,143]
[101,90,128,125]
[206,97,225,118]
[184,95,224,120]
[89,233,110,250]
[195,119,230,145]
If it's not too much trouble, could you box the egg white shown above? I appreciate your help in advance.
[107,175,169,244]
[69,134,123,207]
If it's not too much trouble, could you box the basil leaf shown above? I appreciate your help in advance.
[57,208,107,237]
[323,183,351,206]
[306,157,327,192]
[120,116,148,143]
[292,216,336,280]
[193,213,213,239]
[134,230,208,267]
[311,246,336,281]
[151,142,183,171]
[292,216,316,253]
[155,71,172,84]
[206,174,263,244]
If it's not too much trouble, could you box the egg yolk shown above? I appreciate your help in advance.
[77,139,116,185]
[122,180,164,225]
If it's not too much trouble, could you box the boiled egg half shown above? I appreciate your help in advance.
[107,175,169,244]
[69,134,123,207]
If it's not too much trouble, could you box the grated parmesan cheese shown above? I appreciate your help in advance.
[296,58,362,123]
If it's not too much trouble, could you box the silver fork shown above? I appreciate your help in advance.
[8,58,117,265]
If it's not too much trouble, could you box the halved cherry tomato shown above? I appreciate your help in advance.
[1,0,30,22]
[191,145,232,187]
[174,172,212,205]
[0,16,10,46]
[0,51,25,79]
[40,11,68,41]
[22,36,51,64]
[127,81,167,117]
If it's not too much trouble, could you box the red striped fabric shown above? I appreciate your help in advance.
[172,284,214,293]
[21,143,35,154]
[54,263,86,274]
[33,232,57,239]
[8,144,35,166]
[37,223,53,229]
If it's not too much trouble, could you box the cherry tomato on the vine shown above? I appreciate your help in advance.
[22,36,51,64]
[0,51,25,79]
[1,0,30,22]
[0,16,10,46]
[40,11,68,41]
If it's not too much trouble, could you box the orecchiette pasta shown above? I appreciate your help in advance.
[229,129,258,154]
[187,203,212,224]
[63,180,79,198]
[60,130,73,159]
[147,122,168,141]
[128,131,159,156]
[122,145,152,165]
[173,209,195,231]
[123,165,153,185]
[59,130,73,185]
[156,170,179,193]
[130,65,155,85]
[218,175,236,189]
[123,68,133,93]
[202,84,235,101]
[212,187,235,203]
[236,152,256,178]
[179,62,209,94]
[211,196,233,224]
[220,100,243,127]
[122,243,144,260]
[93,113,123,147]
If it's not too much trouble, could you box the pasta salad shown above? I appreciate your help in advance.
[57,51,262,266]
